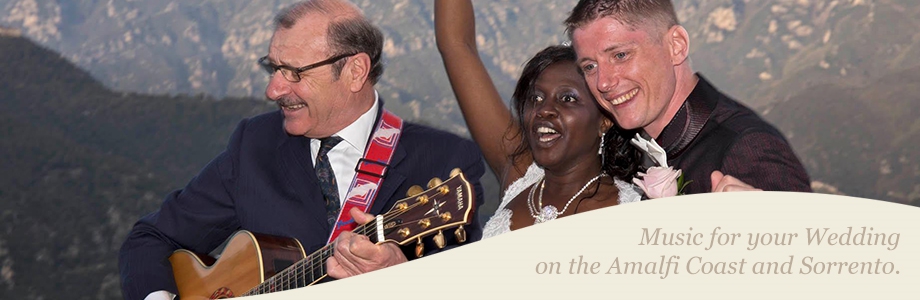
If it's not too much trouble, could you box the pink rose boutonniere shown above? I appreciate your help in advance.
[630,134,691,198]
[633,167,685,198]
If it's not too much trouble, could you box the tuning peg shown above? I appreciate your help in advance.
[455,226,467,243]
[434,230,446,249]
[418,218,431,229]
[415,237,424,258]
[450,168,463,178]
[406,185,424,197]
[427,177,443,188]
[417,195,429,205]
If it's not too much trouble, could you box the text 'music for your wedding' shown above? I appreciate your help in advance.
[532,226,901,279]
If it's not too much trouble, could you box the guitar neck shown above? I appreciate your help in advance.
[244,222,379,295]
[242,171,473,295]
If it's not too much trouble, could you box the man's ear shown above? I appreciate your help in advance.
[346,52,371,92]
[667,25,690,66]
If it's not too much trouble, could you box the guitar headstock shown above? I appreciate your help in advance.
[375,168,475,256]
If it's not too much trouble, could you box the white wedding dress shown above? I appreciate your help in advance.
[482,163,643,239]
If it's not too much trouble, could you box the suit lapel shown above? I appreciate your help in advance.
[274,101,405,230]
[368,137,407,215]
[278,135,330,232]
[655,74,717,161]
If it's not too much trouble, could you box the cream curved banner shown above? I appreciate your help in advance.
[253,192,919,299]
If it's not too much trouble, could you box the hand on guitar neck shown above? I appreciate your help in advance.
[327,208,408,279]
[168,171,476,299]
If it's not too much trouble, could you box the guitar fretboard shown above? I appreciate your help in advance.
[243,222,380,295]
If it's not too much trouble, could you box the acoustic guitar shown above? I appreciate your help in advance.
[168,169,475,299]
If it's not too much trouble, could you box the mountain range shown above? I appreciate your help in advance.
[3,0,917,109]
[0,0,918,299]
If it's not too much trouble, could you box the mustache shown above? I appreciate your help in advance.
[273,96,305,107]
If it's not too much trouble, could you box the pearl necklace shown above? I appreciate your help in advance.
[527,173,608,224]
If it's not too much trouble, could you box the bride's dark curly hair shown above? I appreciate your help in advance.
[506,45,642,181]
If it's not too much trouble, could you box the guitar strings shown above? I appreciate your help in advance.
[254,207,402,294]
[256,187,471,295]
[279,194,464,292]
[244,198,434,295]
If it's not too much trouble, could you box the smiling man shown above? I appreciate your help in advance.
[565,0,811,193]
[118,1,484,299]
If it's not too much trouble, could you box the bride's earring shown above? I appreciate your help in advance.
[598,132,605,155]
[598,132,605,165]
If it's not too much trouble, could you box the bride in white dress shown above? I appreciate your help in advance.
[435,0,643,239]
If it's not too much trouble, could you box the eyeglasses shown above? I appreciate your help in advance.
[258,52,356,82]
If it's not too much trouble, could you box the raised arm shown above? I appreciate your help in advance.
[434,0,528,187]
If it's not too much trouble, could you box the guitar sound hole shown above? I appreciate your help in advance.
[273,259,294,274]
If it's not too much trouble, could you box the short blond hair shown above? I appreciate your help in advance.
[564,0,680,41]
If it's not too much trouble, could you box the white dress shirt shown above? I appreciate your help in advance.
[309,94,379,204]
[145,93,380,300]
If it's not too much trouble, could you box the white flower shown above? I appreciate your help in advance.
[630,133,668,168]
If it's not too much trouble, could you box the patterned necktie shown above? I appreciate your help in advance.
[315,136,344,227]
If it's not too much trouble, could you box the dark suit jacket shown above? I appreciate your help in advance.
[654,75,811,194]
[118,108,485,300]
